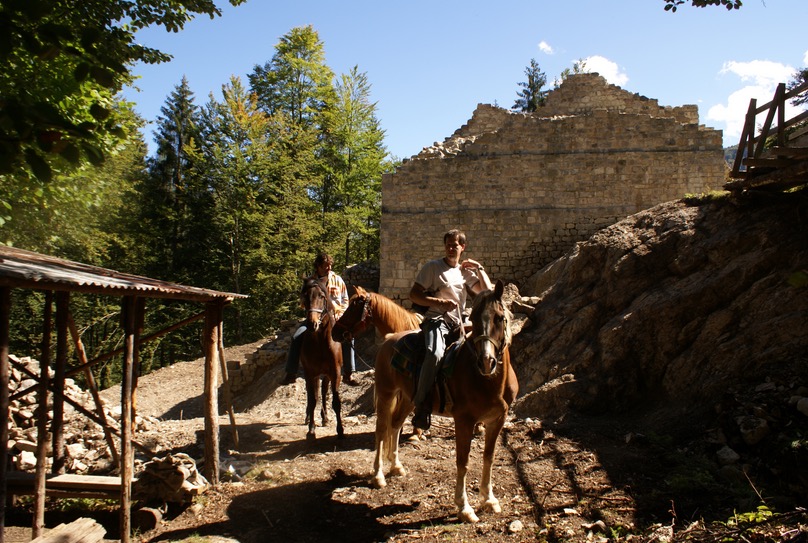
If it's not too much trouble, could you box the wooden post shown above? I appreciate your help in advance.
[0,286,11,543]
[33,291,52,538]
[67,314,119,467]
[51,291,69,475]
[202,302,221,485]
[217,321,239,449]
[119,296,138,543]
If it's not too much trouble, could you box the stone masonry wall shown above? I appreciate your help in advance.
[380,73,726,304]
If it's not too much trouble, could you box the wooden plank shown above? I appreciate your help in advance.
[760,147,808,159]
[30,517,106,543]
[6,472,135,499]
[743,157,802,168]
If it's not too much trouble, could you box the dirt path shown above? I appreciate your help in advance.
[6,338,803,543]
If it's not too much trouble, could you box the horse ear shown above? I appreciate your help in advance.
[354,285,366,296]
[494,279,504,298]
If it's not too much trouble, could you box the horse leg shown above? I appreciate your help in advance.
[386,391,408,478]
[371,391,392,488]
[305,377,318,440]
[320,377,329,427]
[479,416,505,514]
[331,378,344,438]
[454,418,479,523]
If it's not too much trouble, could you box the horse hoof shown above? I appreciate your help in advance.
[337,426,345,439]
[389,465,406,478]
[482,499,501,514]
[306,430,316,441]
[458,508,479,523]
[371,475,387,489]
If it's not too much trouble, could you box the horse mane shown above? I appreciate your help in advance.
[368,291,421,331]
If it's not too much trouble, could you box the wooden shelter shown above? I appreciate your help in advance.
[0,245,247,543]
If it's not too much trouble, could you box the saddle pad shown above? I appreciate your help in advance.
[391,331,423,376]
[390,333,465,378]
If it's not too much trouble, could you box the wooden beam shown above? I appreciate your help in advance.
[0,286,11,543]
[203,302,222,485]
[67,314,119,467]
[218,321,239,450]
[33,292,52,539]
[51,292,69,475]
[119,296,137,543]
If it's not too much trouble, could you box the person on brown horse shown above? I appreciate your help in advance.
[282,253,358,386]
[409,229,492,430]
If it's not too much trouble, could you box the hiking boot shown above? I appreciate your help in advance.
[344,374,358,386]
[412,403,432,431]
[280,372,297,385]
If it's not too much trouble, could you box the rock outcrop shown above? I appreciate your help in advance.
[512,192,808,420]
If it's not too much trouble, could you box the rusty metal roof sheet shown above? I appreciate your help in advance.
[0,245,247,303]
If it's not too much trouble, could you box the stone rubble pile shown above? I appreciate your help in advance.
[6,353,159,475]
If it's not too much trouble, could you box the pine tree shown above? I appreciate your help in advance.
[513,59,548,112]
[139,76,206,282]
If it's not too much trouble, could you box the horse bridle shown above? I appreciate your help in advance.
[464,306,507,374]
[334,294,372,341]
[306,282,334,328]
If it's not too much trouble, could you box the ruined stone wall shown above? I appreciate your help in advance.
[380,74,727,305]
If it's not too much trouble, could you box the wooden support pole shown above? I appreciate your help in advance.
[202,302,221,485]
[33,291,52,538]
[217,321,239,450]
[51,292,69,475]
[0,286,11,543]
[67,314,119,467]
[119,296,138,543]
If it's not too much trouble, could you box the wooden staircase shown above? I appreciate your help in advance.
[725,79,808,192]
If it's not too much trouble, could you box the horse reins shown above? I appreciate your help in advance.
[334,294,372,341]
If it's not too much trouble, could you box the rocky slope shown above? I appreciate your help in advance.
[513,192,808,421]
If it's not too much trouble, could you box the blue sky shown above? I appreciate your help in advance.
[122,0,808,160]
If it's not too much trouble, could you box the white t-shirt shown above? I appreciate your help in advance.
[414,258,480,327]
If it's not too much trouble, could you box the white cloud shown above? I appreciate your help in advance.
[709,60,800,146]
[538,41,554,55]
[719,60,795,87]
[803,50,808,66]
[581,55,628,87]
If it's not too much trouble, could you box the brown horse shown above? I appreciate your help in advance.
[370,280,518,523]
[299,277,344,440]
[331,285,422,342]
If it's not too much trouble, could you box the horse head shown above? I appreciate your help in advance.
[332,285,372,342]
[301,278,331,332]
[467,280,511,376]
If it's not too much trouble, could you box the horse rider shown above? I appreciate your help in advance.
[409,229,492,430]
[282,252,358,386]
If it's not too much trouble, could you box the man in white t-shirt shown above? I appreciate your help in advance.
[409,229,492,430]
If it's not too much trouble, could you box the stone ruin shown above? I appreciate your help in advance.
[380,73,727,305]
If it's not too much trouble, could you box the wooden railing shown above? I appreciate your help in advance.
[730,79,808,180]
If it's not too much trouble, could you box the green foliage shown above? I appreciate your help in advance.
[555,58,589,88]
[3,22,388,375]
[513,59,547,112]
[727,505,774,526]
[0,0,245,183]
[663,0,742,12]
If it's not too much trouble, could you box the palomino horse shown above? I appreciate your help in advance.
[331,285,422,342]
[299,277,344,440]
[370,280,518,523]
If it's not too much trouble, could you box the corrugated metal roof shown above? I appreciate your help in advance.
[0,246,247,303]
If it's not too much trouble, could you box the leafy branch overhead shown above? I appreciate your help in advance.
[0,0,245,182]
[663,0,742,12]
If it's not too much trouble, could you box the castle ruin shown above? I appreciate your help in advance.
[380,73,726,304]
